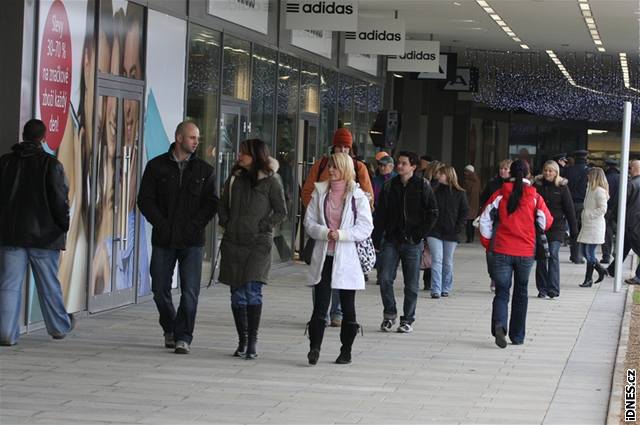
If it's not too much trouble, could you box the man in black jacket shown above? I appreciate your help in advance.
[138,121,218,354]
[564,149,590,264]
[0,119,74,346]
[374,151,438,333]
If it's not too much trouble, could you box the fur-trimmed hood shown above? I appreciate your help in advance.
[534,174,568,186]
[233,156,280,179]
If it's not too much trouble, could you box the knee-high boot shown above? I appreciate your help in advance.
[231,306,247,357]
[335,321,360,364]
[593,262,608,283]
[579,263,594,287]
[306,317,326,365]
[245,304,262,359]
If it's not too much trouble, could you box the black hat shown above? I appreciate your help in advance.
[604,158,619,166]
[552,153,567,162]
[572,149,589,158]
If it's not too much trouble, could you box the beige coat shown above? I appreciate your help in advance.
[577,186,608,245]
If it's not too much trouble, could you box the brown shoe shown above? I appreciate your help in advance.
[330,319,342,327]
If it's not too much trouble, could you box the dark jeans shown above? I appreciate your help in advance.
[150,245,204,344]
[570,202,584,262]
[231,281,263,307]
[466,219,475,242]
[582,243,598,264]
[535,241,561,296]
[311,257,356,324]
[611,233,640,279]
[379,240,422,324]
[491,253,535,344]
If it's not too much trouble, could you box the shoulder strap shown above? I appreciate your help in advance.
[351,196,357,224]
[317,157,329,183]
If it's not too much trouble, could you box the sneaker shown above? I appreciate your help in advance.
[174,340,190,354]
[490,282,496,293]
[330,319,342,327]
[397,322,413,333]
[380,319,395,332]
[430,293,440,299]
[164,332,175,349]
[537,293,547,299]
[52,313,76,340]
[441,292,449,297]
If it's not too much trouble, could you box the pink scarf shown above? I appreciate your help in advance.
[325,180,346,253]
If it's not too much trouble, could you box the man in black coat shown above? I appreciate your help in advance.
[0,119,74,346]
[138,121,218,354]
[601,158,621,263]
[563,149,590,264]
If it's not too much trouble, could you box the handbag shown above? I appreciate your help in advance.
[350,197,376,273]
[420,242,432,270]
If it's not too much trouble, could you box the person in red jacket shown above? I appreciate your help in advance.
[479,160,553,349]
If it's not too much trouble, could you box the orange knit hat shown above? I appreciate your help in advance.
[332,128,353,148]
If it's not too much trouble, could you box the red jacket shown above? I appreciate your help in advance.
[479,181,553,257]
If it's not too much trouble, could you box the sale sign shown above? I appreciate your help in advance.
[39,0,72,151]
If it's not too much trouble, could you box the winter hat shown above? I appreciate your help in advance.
[378,156,394,166]
[375,151,390,161]
[464,164,475,173]
[332,128,353,148]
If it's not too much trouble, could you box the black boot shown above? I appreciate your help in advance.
[245,304,262,359]
[423,269,431,291]
[594,262,608,284]
[335,322,360,364]
[579,263,595,287]
[231,306,247,357]
[306,317,326,365]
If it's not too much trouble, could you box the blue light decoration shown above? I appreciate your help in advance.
[464,50,640,124]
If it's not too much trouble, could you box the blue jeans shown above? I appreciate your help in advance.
[582,243,598,264]
[379,240,422,324]
[491,253,535,344]
[535,241,561,296]
[150,246,203,344]
[231,281,263,307]
[427,237,458,295]
[0,246,72,345]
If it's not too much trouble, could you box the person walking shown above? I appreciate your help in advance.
[564,150,590,264]
[479,159,552,348]
[304,153,373,365]
[420,160,444,291]
[601,158,620,263]
[137,121,218,354]
[218,139,287,359]
[577,167,609,287]
[533,160,578,298]
[302,128,374,327]
[427,165,469,298]
[371,153,397,285]
[462,165,480,243]
[375,151,439,333]
[0,119,75,346]
[610,160,640,285]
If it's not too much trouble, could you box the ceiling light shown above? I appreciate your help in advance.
[587,23,596,29]
[484,7,494,13]
[520,44,530,49]
[477,0,529,48]
[496,20,506,26]
[393,73,404,78]
[594,39,603,45]
[579,3,590,10]
[582,10,592,17]
[454,1,462,5]
[513,37,521,42]
[490,14,500,20]
[477,0,489,6]
[589,29,599,35]
[597,47,606,52]
[585,17,595,24]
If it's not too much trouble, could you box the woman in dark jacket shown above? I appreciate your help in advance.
[427,165,469,298]
[218,139,287,359]
[534,160,578,299]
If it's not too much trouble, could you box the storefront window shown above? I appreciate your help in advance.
[367,84,382,162]
[319,68,337,152]
[251,44,277,149]
[186,24,221,271]
[338,75,354,130]
[352,80,368,160]
[222,35,250,101]
[301,62,320,114]
[274,52,300,263]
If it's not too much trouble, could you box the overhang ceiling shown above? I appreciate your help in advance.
[358,0,639,54]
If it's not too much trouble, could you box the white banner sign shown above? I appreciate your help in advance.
[291,30,333,59]
[344,17,405,55]
[387,40,440,73]
[208,0,269,35]
[346,54,378,76]
[286,0,358,31]
[418,54,448,79]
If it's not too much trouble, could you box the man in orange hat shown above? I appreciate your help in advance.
[301,128,374,327]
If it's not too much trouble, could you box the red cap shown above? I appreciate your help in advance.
[332,128,353,149]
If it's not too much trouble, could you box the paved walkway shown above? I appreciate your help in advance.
[0,244,629,424]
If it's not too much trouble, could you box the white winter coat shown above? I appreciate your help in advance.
[304,181,374,290]
[577,186,608,244]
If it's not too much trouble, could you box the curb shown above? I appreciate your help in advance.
[606,283,633,424]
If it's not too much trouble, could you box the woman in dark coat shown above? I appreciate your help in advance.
[218,139,287,359]
[533,160,578,298]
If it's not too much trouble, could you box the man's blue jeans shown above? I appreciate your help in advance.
[231,281,263,307]
[0,246,72,345]
[535,241,561,296]
[491,253,535,344]
[150,246,203,345]
[379,240,422,324]
[427,237,458,296]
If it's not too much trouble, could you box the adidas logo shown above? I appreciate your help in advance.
[345,30,402,42]
[286,1,354,15]
[393,50,437,61]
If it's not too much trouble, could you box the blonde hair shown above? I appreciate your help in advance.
[425,160,445,180]
[439,165,465,191]
[542,160,563,187]
[499,159,512,169]
[328,153,356,191]
[587,167,609,193]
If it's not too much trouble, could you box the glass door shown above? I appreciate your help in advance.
[295,115,319,259]
[89,78,144,312]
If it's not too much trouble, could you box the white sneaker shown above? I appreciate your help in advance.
[380,319,395,332]
[397,322,413,333]
[174,340,190,354]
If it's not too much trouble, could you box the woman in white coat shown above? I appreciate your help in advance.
[304,152,373,365]
[577,167,609,287]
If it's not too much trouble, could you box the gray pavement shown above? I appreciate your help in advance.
[0,244,629,424]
